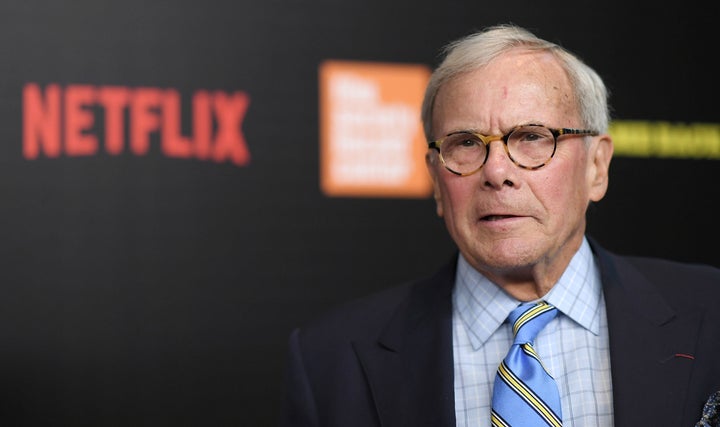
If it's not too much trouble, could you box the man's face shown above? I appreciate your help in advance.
[427,49,612,286]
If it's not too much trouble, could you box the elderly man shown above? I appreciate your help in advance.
[280,24,720,427]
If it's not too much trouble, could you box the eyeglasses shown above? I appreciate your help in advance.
[428,124,598,176]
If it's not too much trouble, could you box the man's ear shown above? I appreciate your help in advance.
[426,152,444,217]
[588,134,614,202]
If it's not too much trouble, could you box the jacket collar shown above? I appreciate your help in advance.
[590,238,702,426]
[353,257,457,427]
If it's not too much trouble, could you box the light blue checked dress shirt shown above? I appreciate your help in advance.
[453,237,614,426]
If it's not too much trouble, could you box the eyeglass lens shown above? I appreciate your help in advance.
[440,125,556,173]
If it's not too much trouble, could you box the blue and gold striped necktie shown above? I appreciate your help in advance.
[491,301,562,427]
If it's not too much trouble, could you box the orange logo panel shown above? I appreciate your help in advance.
[319,60,432,198]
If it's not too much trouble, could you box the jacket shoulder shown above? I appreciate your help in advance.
[622,255,719,294]
[295,258,456,345]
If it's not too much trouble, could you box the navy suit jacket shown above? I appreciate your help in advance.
[280,238,720,426]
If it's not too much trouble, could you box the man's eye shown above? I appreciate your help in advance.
[524,132,543,141]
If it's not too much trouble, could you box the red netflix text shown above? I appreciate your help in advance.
[22,83,250,166]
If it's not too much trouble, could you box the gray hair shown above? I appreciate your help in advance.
[421,24,610,140]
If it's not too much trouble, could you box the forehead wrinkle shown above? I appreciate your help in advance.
[432,50,577,138]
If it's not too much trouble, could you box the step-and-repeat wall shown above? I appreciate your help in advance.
[0,1,717,425]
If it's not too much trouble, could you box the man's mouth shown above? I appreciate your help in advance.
[482,215,516,221]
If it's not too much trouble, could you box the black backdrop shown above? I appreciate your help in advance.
[0,1,717,425]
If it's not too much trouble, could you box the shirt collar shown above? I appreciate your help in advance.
[453,237,602,350]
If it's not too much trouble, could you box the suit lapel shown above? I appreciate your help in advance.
[593,242,702,426]
[353,260,457,427]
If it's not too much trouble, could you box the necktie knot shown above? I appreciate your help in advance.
[509,301,558,345]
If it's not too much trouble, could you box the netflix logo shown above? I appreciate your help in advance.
[22,83,251,166]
